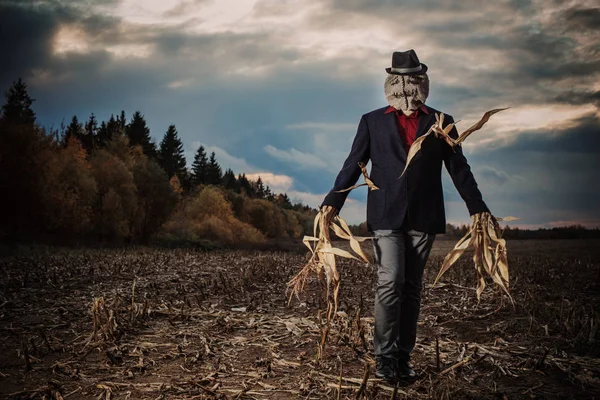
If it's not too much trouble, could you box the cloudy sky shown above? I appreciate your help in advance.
[2,0,599,227]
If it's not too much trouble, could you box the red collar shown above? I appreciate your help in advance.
[384,105,429,117]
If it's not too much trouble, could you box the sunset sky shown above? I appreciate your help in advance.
[2,0,599,227]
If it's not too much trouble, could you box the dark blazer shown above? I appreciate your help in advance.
[321,104,489,234]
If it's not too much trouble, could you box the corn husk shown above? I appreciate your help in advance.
[287,162,377,356]
[434,212,520,304]
[334,162,379,193]
[400,108,509,177]
[287,206,374,312]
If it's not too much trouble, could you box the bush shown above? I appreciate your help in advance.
[159,186,265,246]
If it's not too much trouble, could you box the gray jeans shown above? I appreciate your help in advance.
[372,224,435,362]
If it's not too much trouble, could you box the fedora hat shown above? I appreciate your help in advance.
[386,49,428,75]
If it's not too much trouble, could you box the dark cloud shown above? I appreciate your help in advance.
[0,0,121,90]
[334,1,600,112]
[0,1,59,89]
[484,114,600,154]
[461,115,600,225]
[554,90,600,108]
[561,6,600,31]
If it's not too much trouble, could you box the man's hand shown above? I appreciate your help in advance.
[321,205,339,224]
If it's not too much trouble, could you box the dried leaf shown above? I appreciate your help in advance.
[434,212,515,304]
[402,108,507,176]
[455,108,509,144]
[399,125,435,177]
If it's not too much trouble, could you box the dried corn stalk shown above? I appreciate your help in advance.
[398,107,518,303]
[288,162,377,355]
[287,206,374,311]
[334,162,379,193]
[435,213,520,303]
[400,108,509,177]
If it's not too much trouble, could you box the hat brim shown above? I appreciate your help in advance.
[385,63,428,75]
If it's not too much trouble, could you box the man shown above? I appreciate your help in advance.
[320,49,489,383]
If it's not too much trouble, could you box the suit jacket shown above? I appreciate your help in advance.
[320,104,489,234]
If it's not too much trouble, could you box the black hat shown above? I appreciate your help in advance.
[386,49,428,75]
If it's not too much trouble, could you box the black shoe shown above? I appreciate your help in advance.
[397,360,417,382]
[375,357,397,383]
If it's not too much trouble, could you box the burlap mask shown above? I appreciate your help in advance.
[384,73,429,116]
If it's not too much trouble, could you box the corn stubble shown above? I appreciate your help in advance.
[289,108,517,334]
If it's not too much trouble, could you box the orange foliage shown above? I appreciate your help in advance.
[41,137,98,234]
[160,186,265,245]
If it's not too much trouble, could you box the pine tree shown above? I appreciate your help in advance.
[81,113,98,153]
[157,124,187,184]
[64,115,83,147]
[255,176,266,199]
[276,193,293,209]
[126,111,157,159]
[206,151,222,185]
[0,78,36,128]
[191,145,208,186]
[237,173,253,196]
[222,168,237,190]
[0,79,45,241]
[118,110,126,130]
[97,114,122,147]
[265,185,274,202]
[97,121,108,146]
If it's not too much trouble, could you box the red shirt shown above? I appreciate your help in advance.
[384,105,429,152]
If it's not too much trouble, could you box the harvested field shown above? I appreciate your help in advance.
[0,239,599,399]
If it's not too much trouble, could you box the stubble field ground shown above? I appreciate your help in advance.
[0,239,599,399]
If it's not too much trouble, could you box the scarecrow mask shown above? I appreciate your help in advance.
[384,73,429,116]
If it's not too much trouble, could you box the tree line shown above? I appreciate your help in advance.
[348,221,600,240]
[0,79,316,247]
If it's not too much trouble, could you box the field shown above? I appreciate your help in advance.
[0,239,599,399]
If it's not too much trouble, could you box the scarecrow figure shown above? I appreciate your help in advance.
[320,49,490,383]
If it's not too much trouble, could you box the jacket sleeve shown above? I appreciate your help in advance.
[320,114,371,211]
[442,114,490,216]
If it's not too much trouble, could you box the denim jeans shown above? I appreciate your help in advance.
[372,222,435,362]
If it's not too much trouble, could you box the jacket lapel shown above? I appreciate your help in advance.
[415,107,435,139]
[383,110,407,164]
[382,106,435,165]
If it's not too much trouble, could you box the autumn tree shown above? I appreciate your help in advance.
[89,146,139,243]
[160,186,264,246]
[42,137,98,236]
[132,159,178,243]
